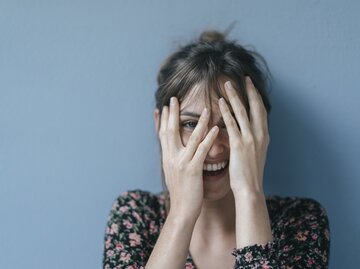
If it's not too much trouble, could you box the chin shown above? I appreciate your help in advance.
[203,178,232,201]
[202,166,232,201]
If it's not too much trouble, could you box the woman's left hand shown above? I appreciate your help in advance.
[219,77,269,195]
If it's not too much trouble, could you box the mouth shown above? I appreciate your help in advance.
[203,160,229,177]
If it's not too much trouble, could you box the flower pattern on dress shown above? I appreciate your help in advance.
[103,190,330,268]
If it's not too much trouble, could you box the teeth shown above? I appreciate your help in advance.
[203,161,228,172]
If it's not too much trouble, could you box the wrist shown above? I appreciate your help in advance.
[167,209,198,230]
[231,186,265,197]
[232,188,266,202]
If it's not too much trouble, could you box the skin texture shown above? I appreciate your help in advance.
[220,78,269,193]
[147,76,273,269]
[219,77,273,249]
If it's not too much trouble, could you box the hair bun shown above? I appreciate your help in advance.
[199,30,225,42]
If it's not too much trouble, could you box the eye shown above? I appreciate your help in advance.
[181,120,198,129]
[219,121,227,129]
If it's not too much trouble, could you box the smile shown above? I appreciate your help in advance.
[203,161,229,172]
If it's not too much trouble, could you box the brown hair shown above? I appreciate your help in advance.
[155,30,272,213]
[155,30,272,114]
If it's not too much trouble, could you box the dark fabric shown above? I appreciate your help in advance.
[103,190,330,269]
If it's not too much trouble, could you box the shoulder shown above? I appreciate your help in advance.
[266,195,328,219]
[108,189,167,224]
[112,189,166,209]
[266,195,330,240]
[104,190,166,266]
[261,196,330,266]
[266,195,327,210]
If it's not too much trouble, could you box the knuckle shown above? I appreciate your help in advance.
[243,134,255,146]
[239,107,247,116]
[228,119,238,129]
[222,103,230,113]
[178,163,186,171]
[249,98,260,107]
[249,100,263,111]
[232,139,242,149]
[256,130,266,140]
[167,125,176,134]
[159,130,166,139]
[256,131,270,145]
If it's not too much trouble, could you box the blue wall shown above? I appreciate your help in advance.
[1,1,359,268]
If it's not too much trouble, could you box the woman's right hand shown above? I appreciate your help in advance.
[159,97,219,220]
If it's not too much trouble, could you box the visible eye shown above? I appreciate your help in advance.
[181,120,198,129]
[219,122,227,129]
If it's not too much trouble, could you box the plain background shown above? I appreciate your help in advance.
[1,1,359,268]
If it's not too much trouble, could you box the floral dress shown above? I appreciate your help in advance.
[103,190,330,269]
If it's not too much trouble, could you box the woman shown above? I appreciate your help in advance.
[103,30,330,269]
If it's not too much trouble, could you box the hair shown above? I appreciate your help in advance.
[154,30,272,213]
[155,30,272,115]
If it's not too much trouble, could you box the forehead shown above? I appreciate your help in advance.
[179,77,232,113]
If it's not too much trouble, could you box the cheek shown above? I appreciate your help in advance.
[180,129,192,146]
[219,129,230,146]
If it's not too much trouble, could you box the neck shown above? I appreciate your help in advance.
[192,191,236,245]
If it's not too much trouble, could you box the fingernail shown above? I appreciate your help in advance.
[246,76,252,84]
[225,81,232,90]
[170,97,176,105]
[219,98,225,105]
[202,108,209,117]
[210,126,219,133]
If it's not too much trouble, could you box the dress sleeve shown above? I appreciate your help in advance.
[232,198,330,269]
[103,190,153,269]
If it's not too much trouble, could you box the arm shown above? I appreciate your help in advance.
[219,77,273,248]
[232,198,330,269]
[145,211,197,268]
[147,98,219,268]
[103,197,197,269]
[233,191,273,248]
[219,78,329,268]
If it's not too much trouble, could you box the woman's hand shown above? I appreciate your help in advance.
[159,97,219,220]
[218,77,270,195]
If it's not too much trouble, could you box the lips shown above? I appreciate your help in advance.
[203,161,229,177]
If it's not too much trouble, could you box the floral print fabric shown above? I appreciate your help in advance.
[103,190,330,269]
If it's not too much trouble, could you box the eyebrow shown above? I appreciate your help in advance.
[180,110,227,126]
[180,111,201,118]
[180,110,236,119]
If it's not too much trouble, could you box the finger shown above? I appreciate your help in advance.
[168,97,182,150]
[224,81,252,138]
[192,126,219,163]
[218,97,242,142]
[159,106,169,154]
[245,77,269,139]
[183,108,210,161]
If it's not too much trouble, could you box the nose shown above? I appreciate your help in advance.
[206,133,225,158]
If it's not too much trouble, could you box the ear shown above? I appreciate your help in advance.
[153,108,160,136]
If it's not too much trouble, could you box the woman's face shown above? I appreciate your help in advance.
[177,80,232,201]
